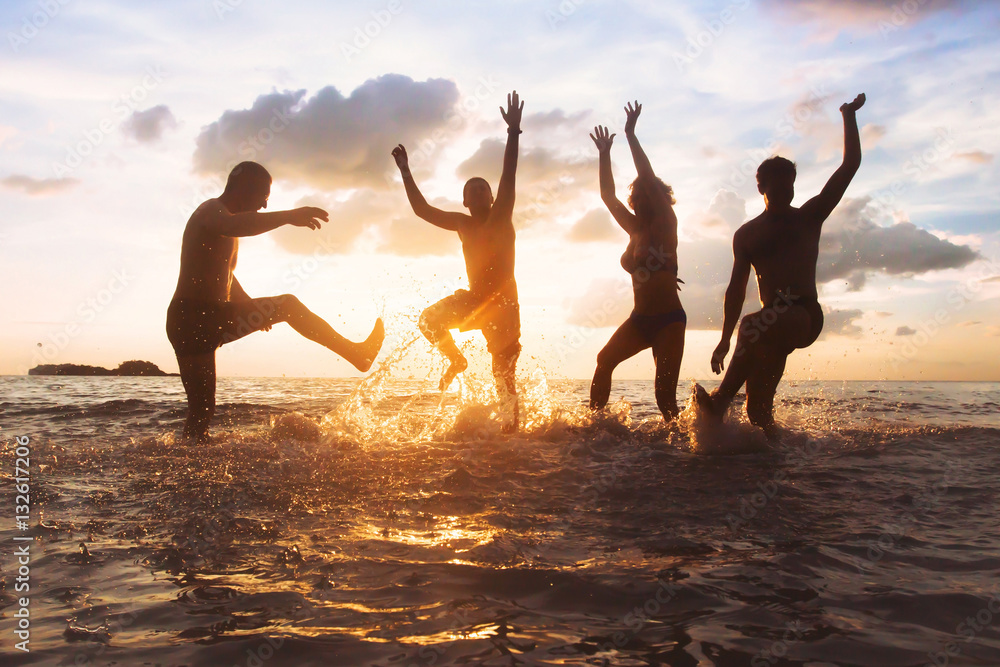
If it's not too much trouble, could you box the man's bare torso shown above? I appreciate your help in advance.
[172,199,237,303]
[459,210,517,301]
[737,206,822,308]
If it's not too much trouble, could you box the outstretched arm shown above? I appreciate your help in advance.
[711,231,753,374]
[801,93,865,224]
[624,101,655,181]
[590,125,636,234]
[493,90,523,219]
[392,144,468,232]
[200,205,327,238]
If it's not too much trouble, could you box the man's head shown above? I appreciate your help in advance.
[756,156,796,208]
[223,161,272,212]
[463,177,494,217]
[628,175,675,219]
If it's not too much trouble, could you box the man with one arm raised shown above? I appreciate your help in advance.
[696,94,866,437]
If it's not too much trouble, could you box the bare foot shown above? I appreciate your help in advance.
[439,355,468,391]
[353,318,385,372]
[693,384,724,421]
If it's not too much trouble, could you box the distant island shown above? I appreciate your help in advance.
[29,360,177,376]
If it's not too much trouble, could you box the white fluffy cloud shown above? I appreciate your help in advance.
[193,75,461,190]
[122,105,177,143]
[818,198,980,290]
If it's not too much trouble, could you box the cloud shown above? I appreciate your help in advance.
[523,109,591,132]
[270,190,387,255]
[693,189,747,237]
[895,326,917,336]
[377,197,462,257]
[1,175,79,195]
[759,0,966,38]
[861,124,887,148]
[565,278,632,329]
[954,150,994,164]
[818,198,980,290]
[818,308,864,339]
[0,125,17,148]
[455,138,597,227]
[122,105,177,143]
[193,75,460,190]
[567,208,620,243]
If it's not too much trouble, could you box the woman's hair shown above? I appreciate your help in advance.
[628,175,676,213]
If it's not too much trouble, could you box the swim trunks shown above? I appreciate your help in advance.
[421,289,521,355]
[166,298,279,356]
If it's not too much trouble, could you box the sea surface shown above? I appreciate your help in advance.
[1,372,999,666]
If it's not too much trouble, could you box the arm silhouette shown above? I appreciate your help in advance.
[392,144,468,232]
[711,230,753,374]
[590,125,636,234]
[492,90,523,220]
[623,101,674,223]
[200,205,328,238]
[800,93,865,224]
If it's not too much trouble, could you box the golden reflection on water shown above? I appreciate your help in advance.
[367,515,496,552]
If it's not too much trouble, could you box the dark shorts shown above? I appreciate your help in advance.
[421,289,521,356]
[628,308,687,345]
[798,298,824,348]
[166,298,280,357]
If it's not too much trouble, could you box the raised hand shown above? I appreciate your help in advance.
[624,100,642,135]
[500,90,524,132]
[589,125,615,153]
[391,144,409,172]
[289,206,328,230]
[710,339,730,375]
[840,93,865,114]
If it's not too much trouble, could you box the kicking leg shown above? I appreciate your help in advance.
[651,321,685,422]
[228,296,384,372]
[419,298,469,391]
[492,343,520,433]
[590,320,649,410]
[176,352,216,443]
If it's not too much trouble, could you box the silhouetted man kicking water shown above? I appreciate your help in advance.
[696,94,866,437]
[392,91,523,431]
[167,161,384,442]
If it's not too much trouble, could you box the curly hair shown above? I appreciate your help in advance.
[628,175,676,214]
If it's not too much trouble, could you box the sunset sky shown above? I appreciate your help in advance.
[2,0,998,382]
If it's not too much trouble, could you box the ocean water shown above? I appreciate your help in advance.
[1,371,999,666]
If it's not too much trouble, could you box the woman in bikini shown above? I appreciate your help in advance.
[589,101,686,422]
